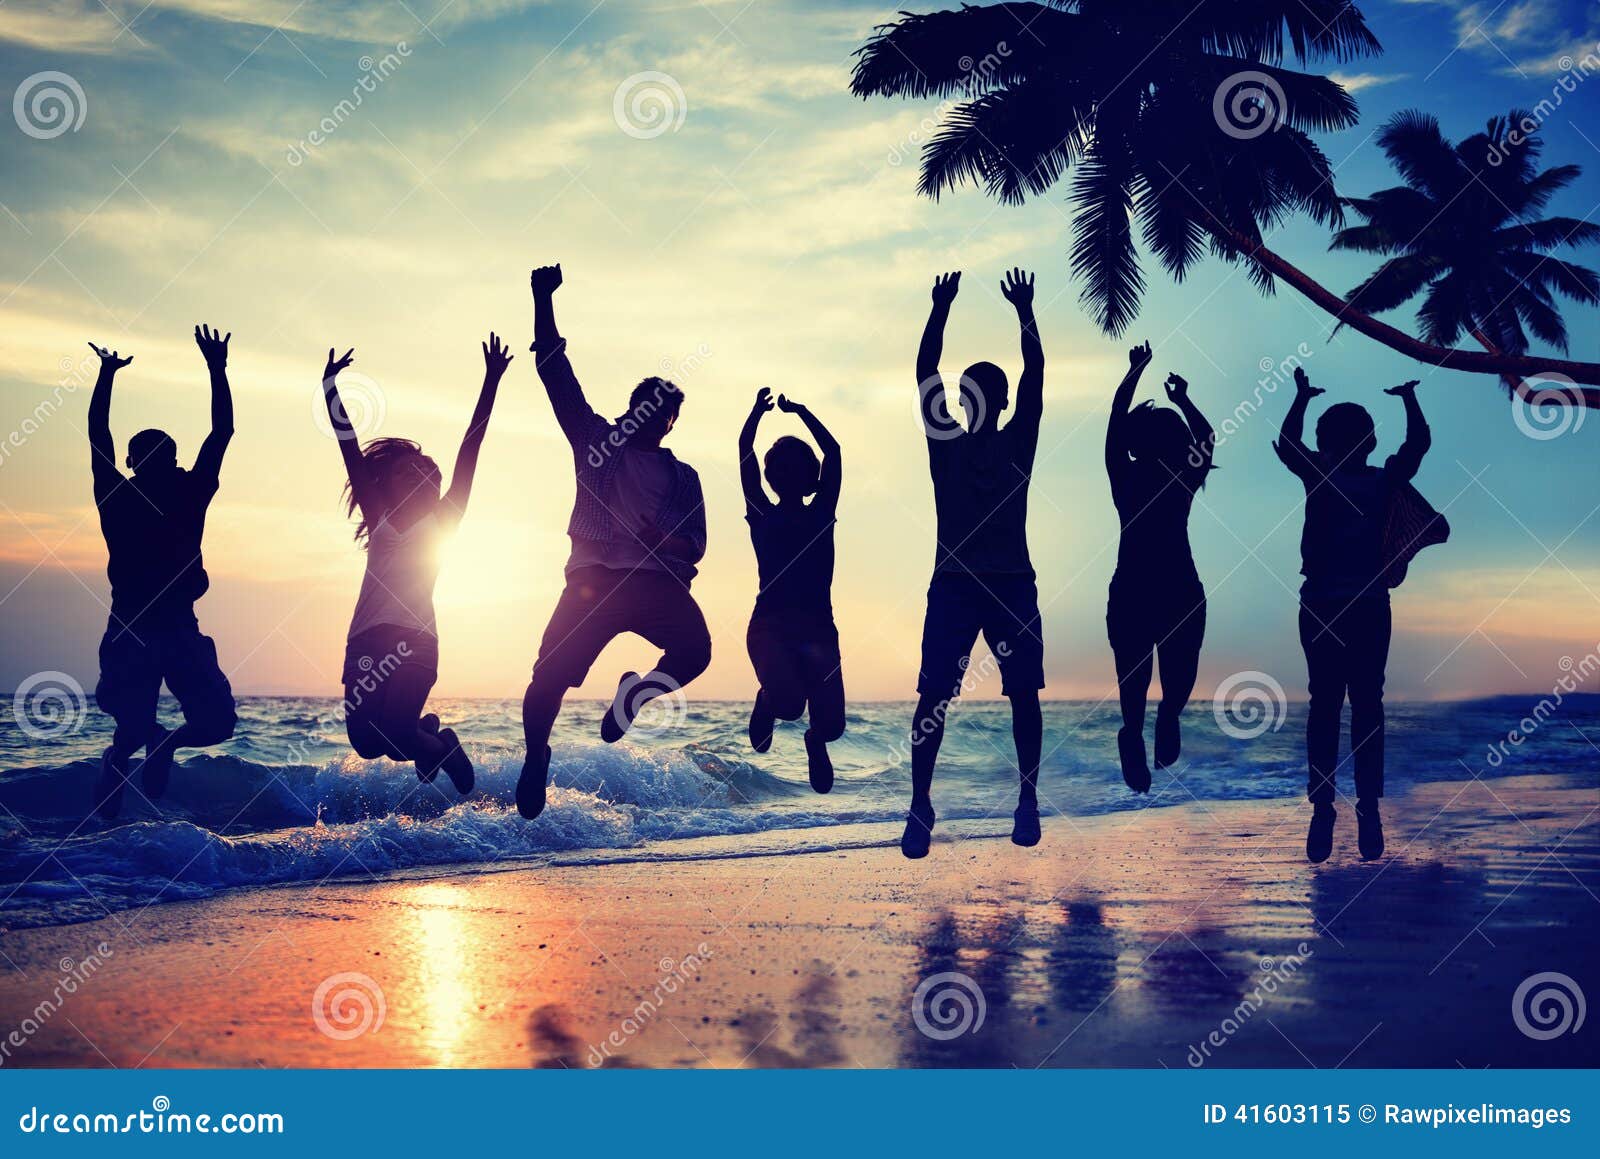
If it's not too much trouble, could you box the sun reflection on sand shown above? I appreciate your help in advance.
[408,882,476,1066]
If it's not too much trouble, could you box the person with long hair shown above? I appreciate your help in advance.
[321,336,512,792]
[1104,341,1215,794]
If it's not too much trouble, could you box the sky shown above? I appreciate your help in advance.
[3,0,1600,704]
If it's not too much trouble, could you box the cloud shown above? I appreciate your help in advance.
[1328,71,1409,93]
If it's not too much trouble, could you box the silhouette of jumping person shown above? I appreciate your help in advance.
[321,337,511,795]
[739,387,845,792]
[1276,368,1436,863]
[1104,341,1215,793]
[902,268,1046,858]
[88,328,239,820]
[518,263,710,820]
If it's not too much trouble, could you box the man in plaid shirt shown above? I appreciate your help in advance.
[517,263,710,819]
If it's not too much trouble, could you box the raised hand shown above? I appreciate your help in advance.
[1164,372,1188,400]
[1128,340,1152,371]
[88,342,133,371]
[530,264,563,297]
[1293,366,1324,397]
[999,267,1034,309]
[194,323,230,369]
[1384,379,1420,397]
[776,393,802,413]
[482,332,513,378]
[931,271,961,306]
[751,386,774,415]
[323,347,355,384]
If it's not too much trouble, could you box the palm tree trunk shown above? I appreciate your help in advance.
[1466,327,1600,409]
[1222,227,1600,401]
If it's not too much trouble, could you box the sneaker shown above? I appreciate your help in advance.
[803,728,833,794]
[749,690,775,754]
[436,727,475,795]
[1356,799,1384,861]
[1011,801,1041,847]
[1117,726,1150,794]
[1306,803,1336,863]
[95,746,129,822]
[900,802,936,859]
[600,672,642,743]
[1153,707,1181,769]
[517,744,552,819]
[140,725,175,799]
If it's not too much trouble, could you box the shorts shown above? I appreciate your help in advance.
[95,614,235,742]
[916,571,1045,699]
[746,611,845,730]
[342,624,440,688]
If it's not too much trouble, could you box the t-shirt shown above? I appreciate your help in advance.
[97,467,218,622]
[927,421,1036,576]
[1297,459,1408,602]
[348,512,444,639]
[1107,453,1208,587]
[747,499,835,617]
[567,446,676,574]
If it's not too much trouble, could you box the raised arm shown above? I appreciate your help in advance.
[191,324,233,483]
[917,271,960,396]
[320,347,379,515]
[1164,372,1215,478]
[443,333,513,520]
[1383,379,1430,482]
[86,342,132,497]
[739,387,774,512]
[778,394,841,513]
[1105,340,1152,475]
[1273,366,1323,480]
[1000,268,1043,428]
[529,263,602,444]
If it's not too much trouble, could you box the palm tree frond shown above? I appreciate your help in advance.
[1070,145,1144,334]
[850,4,1074,100]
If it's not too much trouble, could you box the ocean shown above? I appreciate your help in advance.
[1,694,1594,930]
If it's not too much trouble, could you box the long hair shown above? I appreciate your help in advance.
[1124,403,1208,488]
[344,437,437,546]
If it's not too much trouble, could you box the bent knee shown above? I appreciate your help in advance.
[186,708,237,747]
[811,716,845,743]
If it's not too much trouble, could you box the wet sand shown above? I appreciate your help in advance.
[2,772,1596,1068]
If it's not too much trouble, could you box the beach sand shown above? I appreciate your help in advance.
[2,772,1595,1069]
